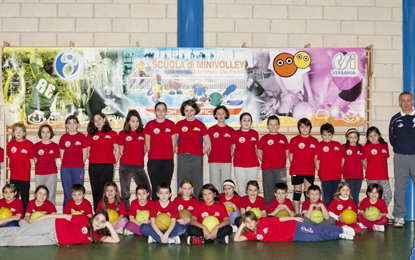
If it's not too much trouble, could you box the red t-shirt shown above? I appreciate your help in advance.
[362,142,390,180]
[173,197,199,212]
[231,129,260,168]
[87,130,118,164]
[144,119,177,159]
[127,199,153,217]
[0,198,23,217]
[316,141,342,181]
[289,135,318,176]
[219,193,241,207]
[7,139,33,181]
[358,197,388,214]
[59,132,89,168]
[177,119,208,156]
[0,147,4,163]
[149,200,180,219]
[55,215,98,245]
[258,133,289,169]
[243,217,297,242]
[208,124,235,163]
[96,199,127,216]
[33,142,60,175]
[63,198,93,216]
[192,201,229,224]
[301,199,327,213]
[267,198,295,214]
[328,198,358,216]
[25,199,56,214]
[341,145,363,179]
[117,130,145,166]
[239,195,266,212]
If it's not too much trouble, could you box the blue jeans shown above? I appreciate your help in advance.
[0,220,19,228]
[321,180,341,208]
[140,224,187,244]
[345,179,362,207]
[61,167,85,210]
[292,222,342,241]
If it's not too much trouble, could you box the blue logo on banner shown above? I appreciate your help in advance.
[54,51,83,80]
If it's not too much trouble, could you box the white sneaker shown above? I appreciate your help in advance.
[123,228,134,236]
[339,234,354,240]
[372,225,385,232]
[394,218,405,227]
[357,222,367,230]
[341,226,356,237]
[231,225,238,233]
[148,236,156,244]
[116,227,124,234]
[168,236,181,244]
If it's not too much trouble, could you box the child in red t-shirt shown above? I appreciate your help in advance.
[21,185,57,226]
[328,182,363,234]
[63,184,93,218]
[0,209,120,246]
[87,112,119,211]
[362,126,392,206]
[235,180,266,227]
[95,181,127,234]
[124,184,153,236]
[357,183,389,231]
[289,118,318,214]
[301,185,335,226]
[187,183,232,245]
[234,211,355,243]
[267,183,295,217]
[315,123,342,208]
[59,115,89,210]
[33,124,60,205]
[231,112,259,195]
[219,179,241,227]
[341,128,364,207]
[118,110,151,212]
[0,183,24,227]
[7,123,33,211]
[208,105,235,192]
[258,115,289,206]
[174,179,199,225]
[140,183,187,244]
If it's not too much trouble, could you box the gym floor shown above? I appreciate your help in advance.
[1,222,413,260]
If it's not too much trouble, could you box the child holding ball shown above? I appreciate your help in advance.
[357,183,389,232]
[21,185,56,226]
[219,179,241,227]
[124,184,153,236]
[0,184,23,227]
[267,183,295,217]
[63,184,93,218]
[96,182,127,233]
[235,180,266,227]
[174,179,199,225]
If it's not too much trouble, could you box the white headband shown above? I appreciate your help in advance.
[223,181,235,188]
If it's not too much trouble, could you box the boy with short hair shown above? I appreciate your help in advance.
[63,184,93,218]
[267,183,295,217]
[315,123,342,207]
[302,185,335,225]
[140,183,187,244]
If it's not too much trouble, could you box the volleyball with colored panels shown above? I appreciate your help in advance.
[179,210,192,219]
[310,210,324,224]
[30,211,45,220]
[155,213,171,231]
[341,209,357,224]
[107,210,119,223]
[365,207,380,221]
[136,210,150,221]
[202,216,220,232]
[71,211,83,215]
[0,208,13,225]
[249,208,262,219]
[275,209,290,217]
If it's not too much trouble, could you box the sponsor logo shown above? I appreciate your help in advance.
[49,150,54,154]
[54,51,83,80]
[239,137,246,143]
[323,146,329,152]
[300,226,314,233]
[267,140,274,145]
[213,132,219,138]
[138,136,144,140]
[346,149,352,155]
[202,212,209,218]
[165,128,171,132]
[81,227,88,234]
[263,228,268,234]
[182,127,188,132]
[11,147,17,153]
[193,127,200,131]
[224,133,231,137]
[382,149,388,154]
[337,204,344,211]
[21,149,28,154]
[331,52,358,77]
[104,135,111,139]
[334,146,340,151]
[279,140,285,144]
[65,141,71,147]
[214,212,220,217]
[371,149,377,155]
[75,141,81,145]
[299,143,305,149]
[178,205,184,211]
[154,128,160,134]
[310,144,315,148]
[93,136,99,140]
[257,234,264,240]
[126,136,132,141]
[251,137,256,141]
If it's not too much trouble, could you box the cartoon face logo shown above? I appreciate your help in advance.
[273,53,297,77]
[54,51,83,80]
[201,212,209,218]
[213,132,219,138]
[239,137,246,143]
[371,149,377,155]
[178,205,184,211]
[323,146,329,152]
[93,135,99,140]
[11,147,17,153]
[126,136,132,141]
[65,141,71,147]
[182,127,188,132]
[294,51,311,69]
[346,149,352,155]
[299,143,305,149]
[337,204,343,211]
[38,149,44,156]
[267,140,274,145]
[81,227,88,234]
[154,128,160,134]
[257,234,264,240]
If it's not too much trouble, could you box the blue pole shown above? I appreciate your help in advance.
[177,0,204,48]
[403,0,415,221]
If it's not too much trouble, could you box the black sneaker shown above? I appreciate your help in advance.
[214,235,229,244]
[187,236,205,245]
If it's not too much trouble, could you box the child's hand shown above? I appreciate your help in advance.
[202,226,210,240]
[161,233,169,244]
[177,217,190,225]
[338,216,344,223]
[210,227,219,239]
[111,222,116,229]
[294,217,304,222]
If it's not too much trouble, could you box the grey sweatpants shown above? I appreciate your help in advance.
[0,219,57,246]
[209,163,232,192]
[178,154,203,197]
[234,167,258,196]
[262,167,287,207]
[35,173,57,206]
[393,153,415,218]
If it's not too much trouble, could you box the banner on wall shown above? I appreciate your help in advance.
[1,47,366,128]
